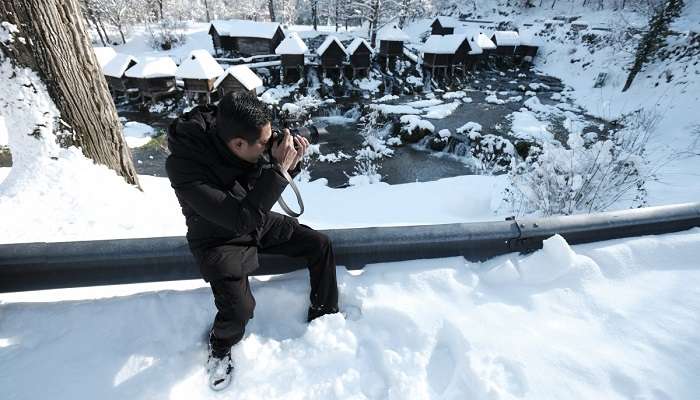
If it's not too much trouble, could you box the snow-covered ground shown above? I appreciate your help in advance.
[2,229,699,399]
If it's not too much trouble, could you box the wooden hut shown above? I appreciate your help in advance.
[316,35,347,78]
[124,57,178,103]
[421,34,471,76]
[346,38,373,78]
[466,35,484,71]
[376,25,409,70]
[430,16,458,35]
[490,31,520,56]
[102,53,139,95]
[213,65,263,96]
[474,32,496,57]
[514,30,540,63]
[209,19,285,57]
[175,50,224,104]
[275,32,308,83]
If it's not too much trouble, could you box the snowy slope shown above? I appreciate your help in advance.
[1,229,699,399]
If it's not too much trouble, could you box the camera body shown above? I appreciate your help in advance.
[269,125,324,149]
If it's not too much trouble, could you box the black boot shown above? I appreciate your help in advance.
[307,304,340,322]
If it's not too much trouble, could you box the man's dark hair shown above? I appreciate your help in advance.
[216,93,272,145]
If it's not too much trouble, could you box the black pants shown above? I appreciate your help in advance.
[208,219,339,356]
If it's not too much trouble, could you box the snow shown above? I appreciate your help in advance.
[346,37,373,55]
[122,121,156,148]
[369,104,421,116]
[492,31,520,47]
[437,128,451,138]
[124,56,177,79]
[102,53,139,78]
[475,32,496,50]
[509,110,553,142]
[93,46,117,68]
[175,50,224,80]
[456,121,483,134]
[377,24,409,42]
[434,16,458,28]
[210,19,280,39]
[213,65,263,91]
[423,101,461,119]
[274,32,308,55]
[422,34,468,54]
[355,78,381,92]
[316,35,346,56]
[399,115,435,133]
[2,227,700,398]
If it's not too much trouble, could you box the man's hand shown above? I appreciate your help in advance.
[271,129,297,171]
[290,135,310,171]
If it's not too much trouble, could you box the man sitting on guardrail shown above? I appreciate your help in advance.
[165,93,339,391]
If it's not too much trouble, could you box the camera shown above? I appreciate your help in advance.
[269,125,326,150]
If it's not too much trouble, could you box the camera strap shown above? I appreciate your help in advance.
[276,165,304,217]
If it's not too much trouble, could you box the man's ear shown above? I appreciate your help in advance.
[231,138,246,149]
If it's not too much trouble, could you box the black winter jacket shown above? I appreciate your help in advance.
[165,105,299,281]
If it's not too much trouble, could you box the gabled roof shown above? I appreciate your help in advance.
[93,47,117,68]
[124,57,177,79]
[492,31,520,46]
[102,53,139,78]
[175,50,224,80]
[377,25,409,42]
[213,65,263,91]
[346,37,373,55]
[210,19,281,39]
[475,32,496,49]
[467,36,484,54]
[316,35,346,56]
[421,34,468,54]
[517,29,542,46]
[433,16,458,28]
[275,32,308,54]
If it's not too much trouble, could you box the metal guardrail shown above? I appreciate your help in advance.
[0,202,698,293]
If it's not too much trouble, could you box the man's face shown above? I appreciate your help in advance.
[227,122,272,163]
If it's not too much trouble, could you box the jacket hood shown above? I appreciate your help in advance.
[167,104,259,171]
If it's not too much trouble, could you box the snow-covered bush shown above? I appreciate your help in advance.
[146,18,187,50]
[506,109,659,216]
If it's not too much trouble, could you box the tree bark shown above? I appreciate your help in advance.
[0,0,141,188]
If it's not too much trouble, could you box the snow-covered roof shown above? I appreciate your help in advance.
[421,34,468,54]
[517,30,542,46]
[467,36,484,55]
[102,53,138,78]
[213,65,263,91]
[316,35,346,56]
[93,47,117,68]
[475,32,496,49]
[434,16,458,28]
[210,19,281,39]
[275,32,308,54]
[124,57,177,79]
[492,31,520,46]
[346,37,373,55]
[175,50,224,80]
[377,25,409,42]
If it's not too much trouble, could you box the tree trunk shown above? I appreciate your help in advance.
[204,0,211,21]
[622,0,685,91]
[0,0,141,188]
[97,16,112,44]
[312,0,318,31]
[86,10,106,46]
[268,0,276,22]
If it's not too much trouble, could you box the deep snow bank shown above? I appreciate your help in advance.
[1,230,699,399]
